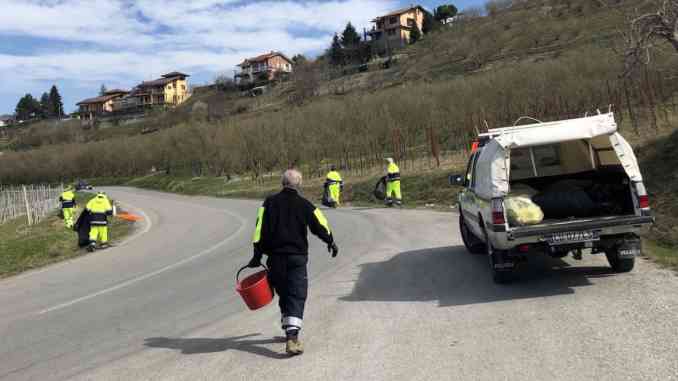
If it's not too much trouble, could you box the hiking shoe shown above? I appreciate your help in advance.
[87,245,96,253]
[286,338,304,356]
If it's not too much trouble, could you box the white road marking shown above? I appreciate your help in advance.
[38,191,248,315]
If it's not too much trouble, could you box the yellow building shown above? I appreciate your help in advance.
[369,5,426,50]
[76,89,129,121]
[133,72,191,107]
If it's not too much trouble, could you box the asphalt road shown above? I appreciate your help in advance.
[1,187,677,381]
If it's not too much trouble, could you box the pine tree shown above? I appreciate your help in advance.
[100,84,108,96]
[341,22,361,48]
[422,10,440,34]
[39,92,50,118]
[410,24,422,44]
[48,85,63,118]
[15,94,41,120]
[328,34,345,66]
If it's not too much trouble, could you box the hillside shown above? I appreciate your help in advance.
[0,0,676,184]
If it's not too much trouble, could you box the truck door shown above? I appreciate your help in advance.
[460,151,483,237]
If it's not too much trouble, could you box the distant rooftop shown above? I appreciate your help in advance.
[372,5,425,21]
[238,51,292,67]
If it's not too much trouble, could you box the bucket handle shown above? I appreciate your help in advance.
[236,264,268,284]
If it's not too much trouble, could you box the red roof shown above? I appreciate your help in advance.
[76,93,125,105]
[372,5,425,21]
[238,51,292,67]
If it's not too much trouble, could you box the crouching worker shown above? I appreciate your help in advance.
[86,192,113,252]
[59,186,77,228]
[323,165,343,208]
[248,169,339,356]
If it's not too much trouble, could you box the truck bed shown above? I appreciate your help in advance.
[507,215,654,240]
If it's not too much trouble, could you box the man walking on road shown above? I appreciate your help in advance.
[85,192,113,252]
[248,169,339,356]
[385,158,402,207]
[324,165,343,208]
[59,186,76,228]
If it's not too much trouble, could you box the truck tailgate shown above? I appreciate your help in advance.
[508,215,654,239]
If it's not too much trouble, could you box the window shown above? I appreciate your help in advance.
[181,85,186,90]
[470,151,481,191]
[389,16,398,24]
[407,18,415,27]
[464,152,477,187]
[533,144,561,169]
[387,28,397,36]
[167,84,173,90]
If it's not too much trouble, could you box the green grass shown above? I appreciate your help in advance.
[644,240,678,270]
[122,166,464,212]
[0,192,136,278]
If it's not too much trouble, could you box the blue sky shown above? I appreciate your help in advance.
[0,0,485,115]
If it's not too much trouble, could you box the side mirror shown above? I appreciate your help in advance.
[449,174,465,187]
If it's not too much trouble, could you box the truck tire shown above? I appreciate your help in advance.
[605,249,635,273]
[484,228,514,284]
[460,214,485,254]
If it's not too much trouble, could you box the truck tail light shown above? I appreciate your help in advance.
[635,182,650,210]
[491,198,506,225]
[639,195,650,209]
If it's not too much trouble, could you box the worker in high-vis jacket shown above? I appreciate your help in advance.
[248,169,339,356]
[59,186,77,228]
[85,192,113,252]
[385,158,402,207]
[325,165,344,207]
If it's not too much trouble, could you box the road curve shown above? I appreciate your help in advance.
[1,187,677,381]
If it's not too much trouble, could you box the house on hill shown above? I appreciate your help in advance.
[76,89,129,121]
[368,5,425,50]
[133,72,191,107]
[235,52,293,84]
[0,115,14,127]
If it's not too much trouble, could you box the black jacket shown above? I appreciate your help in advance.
[73,210,92,247]
[253,188,334,256]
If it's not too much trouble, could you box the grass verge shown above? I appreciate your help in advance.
[125,167,464,211]
[643,240,678,271]
[0,192,136,278]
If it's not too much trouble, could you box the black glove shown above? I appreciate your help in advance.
[328,242,339,258]
[248,248,263,268]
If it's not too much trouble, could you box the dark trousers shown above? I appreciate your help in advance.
[266,254,308,332]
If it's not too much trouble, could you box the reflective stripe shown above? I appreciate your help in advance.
[252,207,265,243]
[90,221,108,226]
[282,316,303,329]
[313,208,331,235]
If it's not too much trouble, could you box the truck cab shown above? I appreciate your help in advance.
[452,113,653,283]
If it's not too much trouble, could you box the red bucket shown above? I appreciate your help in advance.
[235,266,273,310]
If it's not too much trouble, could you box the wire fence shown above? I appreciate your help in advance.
[0,184,64,225]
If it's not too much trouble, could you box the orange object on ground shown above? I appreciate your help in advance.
[236,266,273,311]
[116,212,143,222]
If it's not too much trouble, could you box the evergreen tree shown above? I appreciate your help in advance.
[340,22,361,48]
[434,4,458,24]
[409,24,422,44]
[48,85,63,118]
[39,92,50,118]
[15,94,41,120]
[292,54,308,65]
[328,34,345,66]
[100,84,108,96]
[422,10,440,34]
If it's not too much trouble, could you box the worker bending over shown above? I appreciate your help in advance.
[385,158,402,207]
[248,169,339,355]
[86,192,113,252]
[59,186,76,228]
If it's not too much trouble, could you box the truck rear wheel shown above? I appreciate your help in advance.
[460,215,485,254]
[484,228,514,284]
[606,249,635,273]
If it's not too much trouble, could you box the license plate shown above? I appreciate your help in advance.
[544,230,599,245]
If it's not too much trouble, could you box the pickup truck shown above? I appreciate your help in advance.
[450,113,654,283]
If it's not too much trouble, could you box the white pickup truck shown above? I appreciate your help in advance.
[451,113,654,283]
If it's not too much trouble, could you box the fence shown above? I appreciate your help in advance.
[0,184,64,225]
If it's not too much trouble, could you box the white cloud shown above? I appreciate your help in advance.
[0,0,400,110]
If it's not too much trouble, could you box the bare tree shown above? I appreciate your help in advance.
[622,0,678,74]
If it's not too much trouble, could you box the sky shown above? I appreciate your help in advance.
[0,0,485,115]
